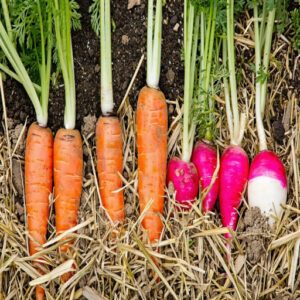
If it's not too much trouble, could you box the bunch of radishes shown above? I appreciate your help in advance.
[168,0,287,242]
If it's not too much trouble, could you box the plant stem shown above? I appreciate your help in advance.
[222,39,234,142]
[227,0,240,145]
[100,0,114,115]
[53,0,76,129]
[254,3,267,151]
[146,0,162,89]
[260,7,276,116]
[1,0,13,42]
[0,21,46,125]
[182,1,195,162]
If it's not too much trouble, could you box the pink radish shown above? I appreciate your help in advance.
[191,141,219,213]
[248,151,287,223]
[219,0,249,240]
[167,157,199,206]
[248,3,287,224]
[167,1,200,205]
[219,146,249,239]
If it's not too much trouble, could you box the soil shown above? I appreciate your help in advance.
[238,207,271,265]
[1,0,184,132]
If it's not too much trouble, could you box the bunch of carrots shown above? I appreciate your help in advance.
[0,0,289,297]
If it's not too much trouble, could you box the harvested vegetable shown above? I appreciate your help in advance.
[248,1,287,223]
[53,0,83,282]
[90,0,124,223]
[137,0,168,243]
[167,0,200,207]
[0,1,53,298]
[219,0,249,240]
[190,1,220,213]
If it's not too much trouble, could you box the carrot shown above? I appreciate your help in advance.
[0,2,54,298]
[137,86,168,242]
[92,0,125,223]
[52,0,82,282]
[25,123,53,300]
[96,117,124,222]
[54,128,83,282]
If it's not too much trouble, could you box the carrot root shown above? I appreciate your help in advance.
[54,128,83,281]
[96,116,124,223]
[137,86,168,243]
[25,123,53,299]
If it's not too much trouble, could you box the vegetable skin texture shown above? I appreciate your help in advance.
[25,123,53,300]
[96,116,124,222]
[191,141,219,213]
[54,128,83,282]
[137,86,167,243]
[219,145,249,239]
[167,157,199,207]
[248,150,287,224]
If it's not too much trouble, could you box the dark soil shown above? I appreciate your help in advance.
[238,207,271,265]
[1,0,184,132]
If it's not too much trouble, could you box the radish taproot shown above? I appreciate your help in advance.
[192,142,219,213]
[219,0,249,238]
[167,0,200,206]
[248,2,287,223]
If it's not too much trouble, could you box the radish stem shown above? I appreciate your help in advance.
[182,1,198,162]
[226,0,240,145]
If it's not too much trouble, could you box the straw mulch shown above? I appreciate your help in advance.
[0,18,299,300]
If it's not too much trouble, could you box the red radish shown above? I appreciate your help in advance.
[192,142,219,213]
[167,0,200,205]
[189,2,219,213]
[219,0,249,240]
[167,157,199,206]
[219,146,249,238]
[248,151,287,223]
[248,3,287,223]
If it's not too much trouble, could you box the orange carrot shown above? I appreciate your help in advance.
[93,0,125,224]
[137,86,168,242]
[96,116,124,222]
[25,123,53,300]
[54,128,83,282]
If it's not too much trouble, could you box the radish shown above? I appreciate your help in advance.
[219,146,249,239]
[189,1,220,213]
[248,2,287,224]
[192,142,219,213]
[167,157,199,206]
[219,0,249,238]
[167,0,200,205]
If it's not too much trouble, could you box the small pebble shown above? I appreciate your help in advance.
[173,23,180,32]
[122,35,130,45]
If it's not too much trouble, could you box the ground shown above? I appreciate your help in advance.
[1,0,183,132]
[0,1,300,300]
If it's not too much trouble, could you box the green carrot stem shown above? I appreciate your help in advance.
[53,0,76,129]
[100,0,114,115]
[146,0,162,89]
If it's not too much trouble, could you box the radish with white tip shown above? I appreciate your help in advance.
[248,2,287,223]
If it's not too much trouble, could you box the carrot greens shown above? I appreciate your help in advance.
[0,0,52,127]
[52,0,81,130]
